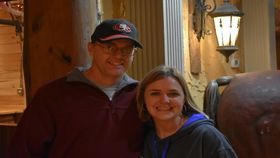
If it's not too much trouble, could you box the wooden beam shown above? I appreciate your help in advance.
[188,0,201,74]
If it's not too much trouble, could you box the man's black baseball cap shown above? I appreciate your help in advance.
[91,19,143,48]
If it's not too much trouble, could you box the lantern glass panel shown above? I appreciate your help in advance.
[213,16,241,47]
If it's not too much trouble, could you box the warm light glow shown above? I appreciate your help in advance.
[213,16,241,47]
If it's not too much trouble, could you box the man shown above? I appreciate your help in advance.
[7,19,144,158]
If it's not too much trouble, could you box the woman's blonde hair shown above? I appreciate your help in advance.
[137,65,205,122]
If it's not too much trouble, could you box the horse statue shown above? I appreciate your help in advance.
[204,70,280,158]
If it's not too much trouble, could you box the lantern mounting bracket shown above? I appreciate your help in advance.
[192,0,216,41]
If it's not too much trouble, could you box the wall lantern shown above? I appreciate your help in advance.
[193,0,244,62]
[210,0,244,62]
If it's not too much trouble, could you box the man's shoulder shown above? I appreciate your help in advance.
[42,76,69,88]
[32,76,69,97]
[39,68,83,90]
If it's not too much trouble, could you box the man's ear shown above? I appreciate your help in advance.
[88,42,94,55]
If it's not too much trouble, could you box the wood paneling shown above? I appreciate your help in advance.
[0,9,25,158]
[188,0,201,74]
[0,10,25,108]
[23,0,75,101]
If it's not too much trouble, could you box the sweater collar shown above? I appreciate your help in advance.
[66,67,138,88]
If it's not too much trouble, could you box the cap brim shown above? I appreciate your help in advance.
[99,34,143,49]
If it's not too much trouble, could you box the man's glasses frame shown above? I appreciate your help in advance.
[95,42,137,58]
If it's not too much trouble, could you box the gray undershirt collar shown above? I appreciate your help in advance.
[66,67,138,100]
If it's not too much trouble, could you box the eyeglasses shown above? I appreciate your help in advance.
[95,42,137,58]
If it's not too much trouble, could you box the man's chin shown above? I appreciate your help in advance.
[109,69,125,77]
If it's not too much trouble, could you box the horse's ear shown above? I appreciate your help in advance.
[203,76,233,126]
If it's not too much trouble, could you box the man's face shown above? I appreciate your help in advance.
[88,39,136,79]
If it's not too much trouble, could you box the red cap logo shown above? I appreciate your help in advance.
[113,23,131,33]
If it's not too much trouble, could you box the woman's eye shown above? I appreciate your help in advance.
[168,92,180,97]
[150,92,160,96]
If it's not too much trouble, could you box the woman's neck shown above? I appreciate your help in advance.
[154,116,187,139]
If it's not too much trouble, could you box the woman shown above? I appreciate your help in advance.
[137,65,237,158]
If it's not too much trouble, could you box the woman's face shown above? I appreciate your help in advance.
[144,77,185,123]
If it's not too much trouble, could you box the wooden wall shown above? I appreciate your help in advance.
[0,10,25,114]
[23,0,96,103]
[0,9,24,157]
[23,0,75,102]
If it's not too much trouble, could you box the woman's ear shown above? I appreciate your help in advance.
[182,104,188,114]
